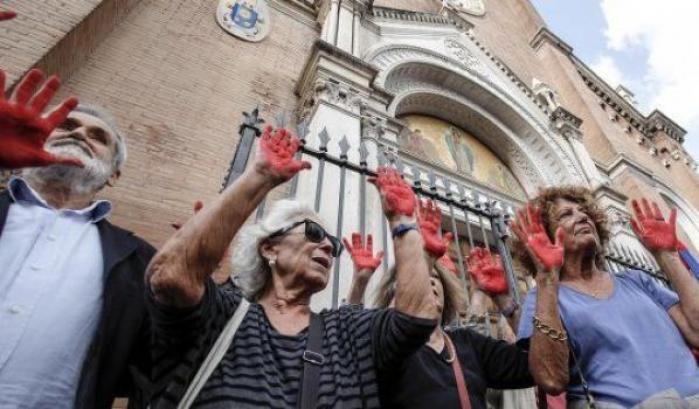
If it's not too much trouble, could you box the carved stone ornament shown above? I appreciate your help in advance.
[216,0,271,42]
[532,78,561,112]
[443,0,485,16]
[298,78,365,119]
[444,39,487,77]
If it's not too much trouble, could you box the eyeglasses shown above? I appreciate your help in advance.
[269,219,343,257]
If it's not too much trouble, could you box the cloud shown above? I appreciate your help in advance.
[600,0,699,139]
[590,55,623,89]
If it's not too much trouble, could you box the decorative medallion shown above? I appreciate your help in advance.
[216,0,271,42]
[444,0,485,16]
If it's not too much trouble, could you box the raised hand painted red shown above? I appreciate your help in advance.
[467,246,508,295]
[511,204,565,273]
[343,233,384,272]
[256,126,311,182]
[0,9,16,21]
[630,198,678,252]
[0,69,81,169]
[418,199,448,258]
[437,232,459,274]
[368,167,416,218]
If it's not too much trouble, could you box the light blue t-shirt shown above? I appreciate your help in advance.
[517,270,699,407]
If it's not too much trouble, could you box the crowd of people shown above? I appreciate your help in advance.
[2,8,699,409]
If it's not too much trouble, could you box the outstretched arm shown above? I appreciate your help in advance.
[631,198,699,346]
[0,69,82,169]
[369,168,438,321]
[511,205,569,394]
[344,232,383,305]
[467,246,520,331]
[148,127,310,308]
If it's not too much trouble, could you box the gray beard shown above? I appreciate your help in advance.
[22,144,113,196]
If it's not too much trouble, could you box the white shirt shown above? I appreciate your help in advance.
[0,178,111,408]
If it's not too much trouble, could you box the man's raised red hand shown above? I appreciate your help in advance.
[0,69,82,169]
[630,198,678,252]
[418,199,448,258]
[467,246,508,295]
[0,9,16,21]
[256,126,311,183]
[368,167,416,218]
[511,204,565,273]
[343,233,384,273]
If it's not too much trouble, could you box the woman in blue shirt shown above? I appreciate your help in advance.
[510,186,699,408]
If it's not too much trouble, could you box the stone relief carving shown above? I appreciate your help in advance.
[608,208,632,235]
[297,78,365,119]
[360,112,387,140]
[532,78,561,112]
[443,0,486,16]
[444,38,484,74]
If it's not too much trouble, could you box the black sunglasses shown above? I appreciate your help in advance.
[269,219,343,257]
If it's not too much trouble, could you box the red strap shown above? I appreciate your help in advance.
[445,334,472,409]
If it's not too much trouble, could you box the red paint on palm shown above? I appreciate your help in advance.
[467,247,508,295]
[343,232,384,271]
[437,232,459,274]
[368,167,416,217]
[0,10,16,21]
[418,199,448,257]
[0,69,82,169]
[258,126,311,182]
[630,198,678,252]
[510,204,565,272]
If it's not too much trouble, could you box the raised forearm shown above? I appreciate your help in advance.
[148,169,274,307]
[656,251,699,330]
[346,274,370,305]
[528,276,569,394]
[392,221,439,321]
[494,293,521,333]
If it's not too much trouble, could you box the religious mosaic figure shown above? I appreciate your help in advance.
[444,125,475,174]
[399,127,444,165]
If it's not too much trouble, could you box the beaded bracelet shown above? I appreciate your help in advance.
[532,316,568,341]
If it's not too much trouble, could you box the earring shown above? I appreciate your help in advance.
[269,258,276,267]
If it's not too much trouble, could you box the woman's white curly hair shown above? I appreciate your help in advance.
[231,199,326,300]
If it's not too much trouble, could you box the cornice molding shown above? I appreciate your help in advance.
[369,6,474,32]
[530,27,573,56]
[572,55,687,144]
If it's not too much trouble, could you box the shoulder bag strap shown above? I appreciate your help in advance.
[445,333,472,409]
[299,312,325,409]
[176,298,251,409]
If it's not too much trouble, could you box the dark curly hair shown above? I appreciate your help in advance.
[510,185,610,276]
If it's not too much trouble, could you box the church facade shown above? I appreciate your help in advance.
[3,0,699,312]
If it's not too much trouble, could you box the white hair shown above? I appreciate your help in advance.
[231,199,327,300]
[73,104,127,171]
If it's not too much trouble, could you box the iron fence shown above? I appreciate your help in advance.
[223,107,668,311]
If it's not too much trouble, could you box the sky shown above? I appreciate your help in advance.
[531,0,699,160]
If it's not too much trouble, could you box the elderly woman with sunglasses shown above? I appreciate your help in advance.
[145,126,440,408]
[512,186,699,408]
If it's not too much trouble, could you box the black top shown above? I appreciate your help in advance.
[148,279,436,408]
[378,327,533,409]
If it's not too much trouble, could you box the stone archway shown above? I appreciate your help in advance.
[366,44,588,197]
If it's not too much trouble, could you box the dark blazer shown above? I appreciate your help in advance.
[0,190,156,409]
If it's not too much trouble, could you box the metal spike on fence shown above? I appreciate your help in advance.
[443,178,452,195]
[274,111,289,128]
[338,135,350,159]
[427,169,438,192]
[394,154,406,174]
[358,142,369,167]
[318,127,330,152]
[296,119,310,144]
[243,106,264,129]
[377,149,388,167]
[410,164,422,189]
